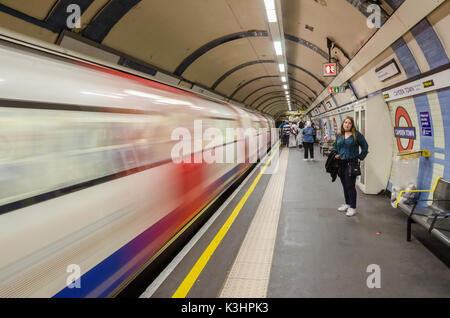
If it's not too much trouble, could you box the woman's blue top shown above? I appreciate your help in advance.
[334,131,369,160]
[302,127,315,143]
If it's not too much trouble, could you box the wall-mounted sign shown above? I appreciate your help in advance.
[323,63,337,77]
[394,127,416,139]
[375,59,401,82]
[328,86,346,94]
[419,111,432,137]
[285,111,305,116]
[422,80,434,88]
[325,101,334,110]
[395,106,415,151]
[383,68,450,102]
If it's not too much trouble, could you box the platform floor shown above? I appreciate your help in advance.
[142,145,450,298]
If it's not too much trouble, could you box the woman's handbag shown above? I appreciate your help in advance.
[348,160,361,177]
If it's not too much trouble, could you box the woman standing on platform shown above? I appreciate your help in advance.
[334,116,369,217]
[302,121,315,161]
[289,122,298,148]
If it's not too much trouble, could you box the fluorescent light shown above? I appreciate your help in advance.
[281,76,286,82]
[279,64,285,72]
[267,10,277,22]
[283,84,288,89]
[264,0,277,22]
[274,41,282,55]
[264,0,275,10]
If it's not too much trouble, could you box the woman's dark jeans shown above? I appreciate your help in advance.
[338,159,358,209]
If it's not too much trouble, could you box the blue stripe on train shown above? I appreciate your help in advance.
[53,164,245,298]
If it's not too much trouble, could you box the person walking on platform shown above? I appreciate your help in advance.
[334,116,369,217]
[289,122,298,148]
[297,122,304,148]
[311,122,317,143]
[302,121,315,161]
[279,121,286,146]
[282,121,291,147]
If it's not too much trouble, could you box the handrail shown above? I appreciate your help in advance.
[395,177,441,208]
[397,149,430,158]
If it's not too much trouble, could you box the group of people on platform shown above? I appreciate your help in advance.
[279,120,317,161]
[279,116,369,217]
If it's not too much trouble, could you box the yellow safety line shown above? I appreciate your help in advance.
[395,176,441,208]
[172,143,281,298]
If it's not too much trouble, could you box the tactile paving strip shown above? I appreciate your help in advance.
[219,148,288,298]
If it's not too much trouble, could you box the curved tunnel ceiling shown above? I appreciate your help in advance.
[0,0,401,119]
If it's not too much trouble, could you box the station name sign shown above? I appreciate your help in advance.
[383,68,449,101]
[394,127,416,139]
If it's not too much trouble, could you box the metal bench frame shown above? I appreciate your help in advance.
[396,177,450,247]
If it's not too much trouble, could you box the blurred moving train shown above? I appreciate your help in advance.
[0,34,276,297]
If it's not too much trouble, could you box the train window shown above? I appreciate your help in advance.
[0,106,173,208]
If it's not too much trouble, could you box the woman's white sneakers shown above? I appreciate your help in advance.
[337,204,357,216]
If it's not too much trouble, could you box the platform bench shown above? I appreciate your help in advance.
[396,177,450,247]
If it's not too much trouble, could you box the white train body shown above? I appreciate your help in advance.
[0,37,276,297]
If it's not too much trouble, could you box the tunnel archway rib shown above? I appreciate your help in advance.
[211,60,275,90]
[285,33,330,61]
[288,63,326,88]
[228,64,321,102]
[289,78,318,97]
[252,92,306,111]
[264,102,290,114]
[268,104,301,117]
[212,32,338,91]
[228,75,279,100]
[274,109,288,118]
[244,84,312,105]
[265,101,294,113]
[290,86,314,102]
[46,0,94,31]
[288,91,309,107]
[173,30,268,76]
[83,0,141,43]
[265,103,304,116]
[0,1,93,33]
[258,95,305,112]
[250,91,289,108]
[262,100,290,113]
[285,33,348,70]
[344,0,389,26]
[241,85,282,104]
[256,95,298,111]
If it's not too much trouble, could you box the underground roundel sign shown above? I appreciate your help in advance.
[394,106,415,151]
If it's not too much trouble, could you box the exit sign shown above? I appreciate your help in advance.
[329,86,346,94]
[323,63,337,77]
